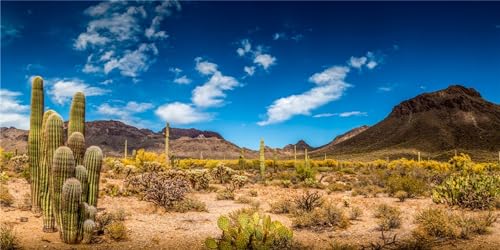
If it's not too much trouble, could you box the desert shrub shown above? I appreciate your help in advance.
[248,190,258,197]
[330,241,357,250]
[296,162,315,181]
[0,172,8,184]
[205,212,293,250]
[95,209,127,236]
[0,185,14,207]
[394,191,408,202]
[211,163,234,184]
[293,202,349,230]
[6,154,28,174]
[270,198,295,214]
[281,180,292,188]
[386,175,427,198]
[171,198,207,213]
[216,187,235,200]
[186,169,211,191]
[432,173,499,210]
[349,206,363,220]
[236,195,252,204]
[0,223,18,250]
[294,191,323,212]
[105,221,127,241]
[104,183,128,197]
[454,212,497,239]
[351,185,383,198]
[327,182,351,193]
[374,204,402,230]
[230,175,248,190]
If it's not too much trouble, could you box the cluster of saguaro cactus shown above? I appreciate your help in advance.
[28,76,102,244]
[259,138,265,180]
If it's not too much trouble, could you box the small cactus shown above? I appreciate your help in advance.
[68,92,85,138]
[75,165,88,203]
[82,219,95,244]
[67,132,85,166]
[61,178,82,244]
[51,146,76,230]
[84,146,103,207]
[259,138,265,180]
[28,76,44,213]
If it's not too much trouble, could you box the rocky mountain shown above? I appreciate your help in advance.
[283,140,314,152]
[313,85,500,161]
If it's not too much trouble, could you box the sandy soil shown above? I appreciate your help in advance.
[1,177,499,250]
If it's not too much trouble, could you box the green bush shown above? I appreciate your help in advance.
[269,198,295,214]
[386,175,427,198]
[0,223,18,250]
[205,212,293,250]
[432,173,499,210]
[105,221,127,241]
[374,204,402,231]
[0,185,14,207]
[171,198,207,213]
[293,202,349,230]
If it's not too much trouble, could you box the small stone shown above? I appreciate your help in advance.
[19,217,28,222]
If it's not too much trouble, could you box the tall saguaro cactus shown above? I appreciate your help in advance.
[61,178,82,244]
[165,122,170,166]
[28,76,44,212]
[68,92,85,138]
[294,145,297,169]
[259,138,265,180]
[124,139,128,159]
[75,165,88,204]
[41,113,64,232]
[67,132,85,166]
[51,146,76,229]
[83,146,103,207]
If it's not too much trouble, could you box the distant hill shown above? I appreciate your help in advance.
[312,85,500,161]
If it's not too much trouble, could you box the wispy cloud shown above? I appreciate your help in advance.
[236,39,277,75]
[378,86,393,92]
[47,78,109,104]
[173,75,192,85]
[1,24,22,46]
[97,101,154,128]
[74,1,180,80]
[0,89,30,129]
[348,51,381,70]
[155,102,212,125]
[313,111,368,118]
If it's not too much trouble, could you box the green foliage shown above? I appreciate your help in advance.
[432,173,500,209]
[0,223,18,250]
[216,187,235,200]
[171,198,207,213]
[386,175,427,199]
[230,175,248,190]
[0,185,14,207]
[292,202,349,230]
[105,221,127,241]
[211,163,234,184]
[206,212,293,250]
[295,162,315,181]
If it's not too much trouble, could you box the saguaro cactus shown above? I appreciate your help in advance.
[67,132,85,166]
[28,76,44,212]
[61,178,82,244]
[165,122,170,166]
[259,138,265,180]
[68,92,85,138]
[51,146,76,229]
[41,113,64,232]
[75,165,88,204]
[83,146,103,207]
[124,139,128,159]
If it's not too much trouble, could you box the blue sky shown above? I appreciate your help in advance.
[1,1,499,149]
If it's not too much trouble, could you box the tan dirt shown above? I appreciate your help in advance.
[1,178,499,250]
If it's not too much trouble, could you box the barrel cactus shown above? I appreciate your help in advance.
[75,165,88,203]
[83,146,103,207]
[28,76,44,212]
[68,92,85,138]
[82,219,95,244]
[61,178,82,244]
[51,146,76,229]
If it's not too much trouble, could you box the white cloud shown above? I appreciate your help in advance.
[348,51,380,70]
[97,101,154,128]
[253,54,276,70]
[244,66,255,76]
[195,57,218,75]
[313,113,335,118]
[258,66,350,126]
[155,102,212,125]
[173,75,192,84]
[378,86,392,92]
[366,61,378,69]
[75,1,180,79]
[0,89,30,129]
[236,39,252,56]
[192,71,239,108]
[273,32,285,40]
[169,67,182,74]
[348,56,367,69]
[47,78,109,105]
[339,111,367,117]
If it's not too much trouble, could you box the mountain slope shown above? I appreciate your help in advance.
[313,85,500,160]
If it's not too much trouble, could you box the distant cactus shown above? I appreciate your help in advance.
[83,146,103,207]
[28,76,44,212]
[61,178,82,244]
[165,122,170,166]
[68,92,85,138]
[67,132,85,166]
[41,113,64,232]
[75,165,88,203]
[51,146,76,230]
[124,139,128,159]
[260,138,265,180]
[81,219,95,244]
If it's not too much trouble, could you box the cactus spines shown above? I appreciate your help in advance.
[41,113,64,232]
[28,76,44,213]
[68,92,85,138]
[165,122,170,166]
[82,219,95,244]
[83,146,103,207]
[67,132,85,166]
[51,146,76,230]
[61,178,82,244]
[75,165,88,203]
[259,138,265,180]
